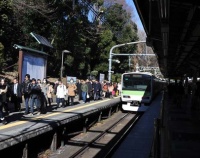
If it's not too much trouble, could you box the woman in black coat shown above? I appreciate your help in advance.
[0,78,8,124]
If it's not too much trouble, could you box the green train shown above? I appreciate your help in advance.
[121,72,165,112]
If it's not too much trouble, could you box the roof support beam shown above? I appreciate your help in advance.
[158,0,169,20]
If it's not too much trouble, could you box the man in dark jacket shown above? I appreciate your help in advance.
[81,80,88,103]
[22,74,31,115]
[86,79,92,103]
[11,78,23,112]
[29,78,41,116]
[76,79,82,101]
[93,80,102,101]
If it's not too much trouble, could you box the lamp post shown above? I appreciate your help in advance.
[61,50,71,79]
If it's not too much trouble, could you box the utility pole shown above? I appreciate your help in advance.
[108,41,147,82]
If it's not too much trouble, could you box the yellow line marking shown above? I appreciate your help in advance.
[0,98,116,130]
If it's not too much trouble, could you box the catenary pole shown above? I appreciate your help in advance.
[108,41,146,82]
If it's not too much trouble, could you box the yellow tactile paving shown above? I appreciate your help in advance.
[0,98,114,130]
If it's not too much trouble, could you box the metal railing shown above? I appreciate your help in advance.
[149,91,166,158]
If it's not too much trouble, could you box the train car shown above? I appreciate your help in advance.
[121,72,164,112]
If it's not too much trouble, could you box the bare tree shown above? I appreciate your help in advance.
[12,0,58,20]
[134,29,159,68]
[104,0,137,19]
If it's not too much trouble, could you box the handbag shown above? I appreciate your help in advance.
[64,95,68,101]
[87,93,90,98]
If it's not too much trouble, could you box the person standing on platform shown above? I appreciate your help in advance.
[108,83,114,98]
[53,79,59,103]
[37,79,43,112]
[0,78,8,124]
[102,81,109,98]
[40,78,48,113]
[46,81,54,108]
[76,79,82,101]
[113,82,118,97]
[11,78,23,112]
[81,80,88,103]
[86,79,92,103]
[37,79,42,86]
[175,81,184,108]
[29,78,41,116]
[93,80,102,101]
[56,80,67,108]
[22,74,31,115]
[54,80,59,95]
[117,82,122,96]
[184,78,189,98]
[67,79,77,106]
[192,81,200,110]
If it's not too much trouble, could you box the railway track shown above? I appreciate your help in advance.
[50,111,142,158]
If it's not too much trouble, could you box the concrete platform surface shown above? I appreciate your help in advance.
[112,93,162,158]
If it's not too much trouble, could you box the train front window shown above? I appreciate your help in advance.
[122,74,151,91]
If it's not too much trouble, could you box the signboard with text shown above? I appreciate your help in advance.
[66,76,77,83]
[99,73,105,83]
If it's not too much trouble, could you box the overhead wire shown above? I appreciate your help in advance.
[80,0,114,32]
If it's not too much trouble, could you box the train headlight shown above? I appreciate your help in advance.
[123,95,130,98]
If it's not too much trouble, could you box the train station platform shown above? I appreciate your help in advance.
[112,93,163,158]
[1,92,199,158]
[112,92,200,158]
[161,93,200,158]
[0,97,120,151]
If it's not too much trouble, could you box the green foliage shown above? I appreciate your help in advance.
[98,30,113,47]
[0,0,139,79]
[79,62,85,70]
[93,3,139,76]
[111,73,121,83]
[94,62,108,72]
[91,70,98,77]
[0,42,5,69]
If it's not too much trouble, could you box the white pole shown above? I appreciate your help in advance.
[60,50,71,79]
[61,51,64,79]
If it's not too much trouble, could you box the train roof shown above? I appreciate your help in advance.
[122,72,166,82]
[122,72,154,76]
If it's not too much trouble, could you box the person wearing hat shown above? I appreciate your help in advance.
[28,78,41,116]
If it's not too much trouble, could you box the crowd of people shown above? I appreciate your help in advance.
[0,74,122,125]
[167,78,200,109]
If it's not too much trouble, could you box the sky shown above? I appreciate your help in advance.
[125,0,144,31]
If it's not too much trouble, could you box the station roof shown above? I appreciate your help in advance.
[13,44,48,56]
[133,0,200,78]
